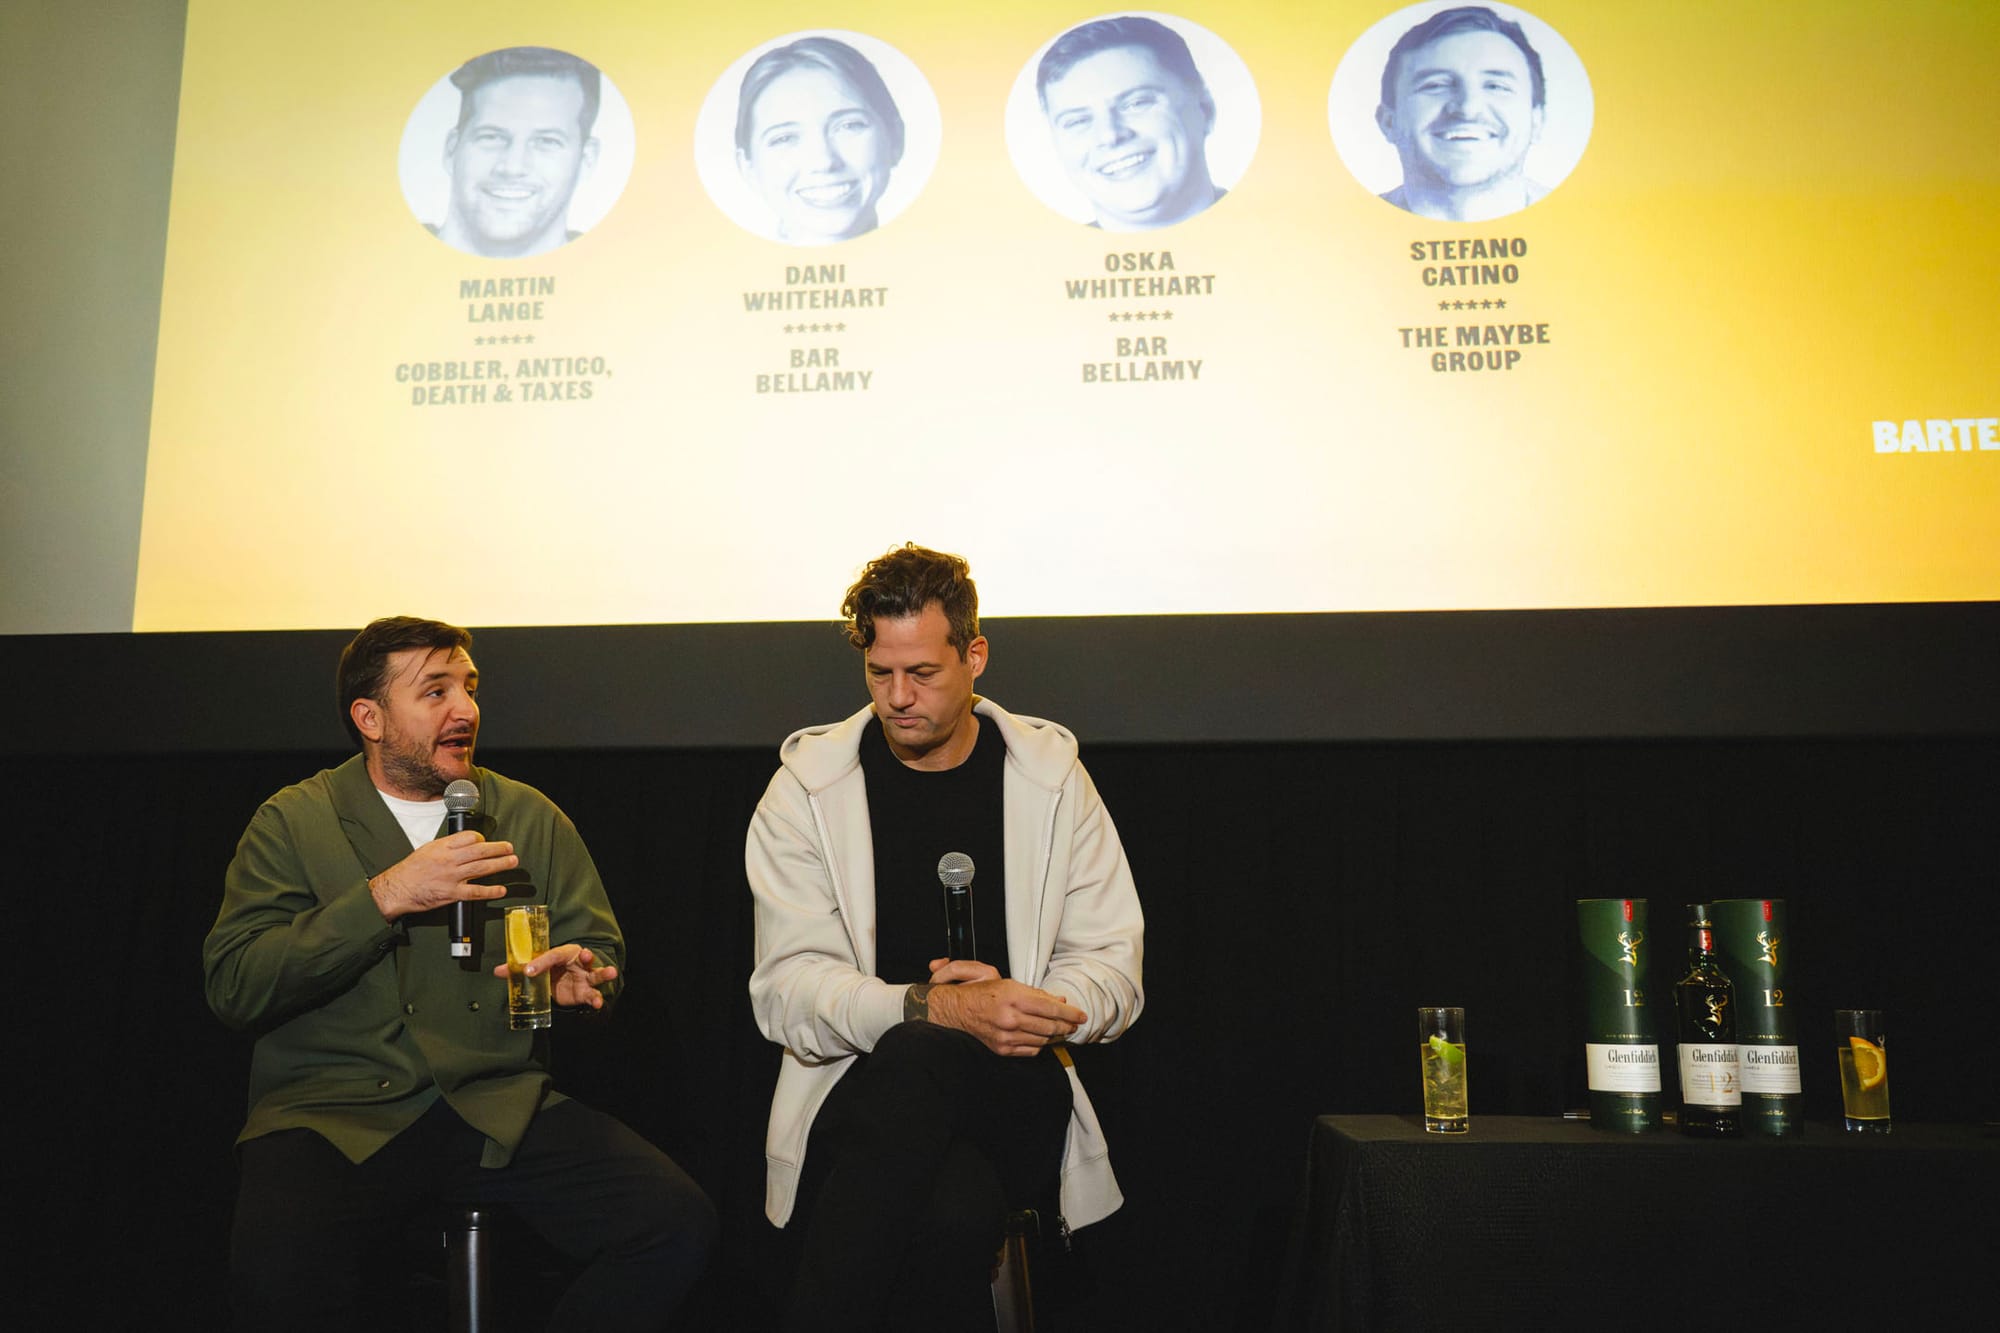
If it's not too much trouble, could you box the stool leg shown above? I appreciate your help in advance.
[446,1206,493,1333]
[990,1210,1037,1333]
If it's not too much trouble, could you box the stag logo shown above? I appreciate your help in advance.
[1617,931,1644,967]
[1756,931,1780,967]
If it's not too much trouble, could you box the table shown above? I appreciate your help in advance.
[1285,1114,1994,1331]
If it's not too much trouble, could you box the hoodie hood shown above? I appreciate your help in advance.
[778,697,1079,795]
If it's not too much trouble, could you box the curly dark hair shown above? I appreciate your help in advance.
[841,544,979,658]
[335,616,473,746]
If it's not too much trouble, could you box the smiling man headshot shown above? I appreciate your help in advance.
[434,46,602,259]
[1036,15,1222,231]
[1375,5,1547,221]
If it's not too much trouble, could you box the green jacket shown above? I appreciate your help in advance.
[203,754,623,1167]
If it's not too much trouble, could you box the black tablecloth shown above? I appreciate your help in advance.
[1285,1115,1993,1331]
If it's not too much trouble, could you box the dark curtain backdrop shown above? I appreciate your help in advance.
[17,735,1996,1328]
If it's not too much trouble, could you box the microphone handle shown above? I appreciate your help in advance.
[446,809,473,957]
[943,884,976,962]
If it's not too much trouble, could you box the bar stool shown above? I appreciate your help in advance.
[991,1209,1046,1333]
[441,1205,495,1333]
[434,1203,569,1330]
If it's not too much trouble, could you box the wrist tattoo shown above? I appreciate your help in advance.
[904,984,934,1023]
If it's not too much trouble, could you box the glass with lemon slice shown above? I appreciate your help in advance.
[1418,1007,1468,1133]
[1833,1009,1889,1133]
[504,903,553,1030]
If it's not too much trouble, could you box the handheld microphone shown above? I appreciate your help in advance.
[937,852,977,962]
[443,779,480,958]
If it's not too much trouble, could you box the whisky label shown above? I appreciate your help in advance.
[1584,1042,1662,1093]
[1738,1044,1802,1093]
[1677,1042,1742,1104]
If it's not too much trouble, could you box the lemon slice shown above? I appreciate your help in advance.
[1848,1035,1886,1089]
[506,910,537,966]
[1428,1035,1465,1065]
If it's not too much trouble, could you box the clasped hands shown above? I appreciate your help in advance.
[368,830,615,1011]
[922,957,1085,1057]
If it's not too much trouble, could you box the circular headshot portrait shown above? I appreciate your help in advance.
[695,31,942,247]
[1007,12,1259,234]
[399,46,635,260]
[1328,3,1593,223]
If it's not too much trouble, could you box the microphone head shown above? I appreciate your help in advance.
[936,852,975,889]
[443,779,480,816]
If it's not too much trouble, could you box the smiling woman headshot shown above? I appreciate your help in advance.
[699,32,940,247]
[737,38,902,244]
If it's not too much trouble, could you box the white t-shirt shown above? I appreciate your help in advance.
[376,789,447,852]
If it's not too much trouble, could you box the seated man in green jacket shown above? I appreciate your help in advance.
[203,615,713,1330]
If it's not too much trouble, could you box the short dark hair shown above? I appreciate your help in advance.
[841,545,979,658]
[735,36,906,167]
[1380,6,1545,110]
[336,616,474,747]
[1036,15,1208,109]
[451,46,602,140]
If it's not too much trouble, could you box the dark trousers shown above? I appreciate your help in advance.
[784,1021,1074,1333]
[229,1096,715,1332]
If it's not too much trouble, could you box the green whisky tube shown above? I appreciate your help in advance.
[1576,898,1662,1131]
[1711,898,1802,1136]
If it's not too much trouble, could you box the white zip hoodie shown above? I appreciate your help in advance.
[746,697,1145,1228]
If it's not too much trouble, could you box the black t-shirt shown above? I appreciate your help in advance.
[859,713,1009,986]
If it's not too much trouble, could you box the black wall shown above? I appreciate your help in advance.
[9,601,2000,754]
[18,728,1996,1327]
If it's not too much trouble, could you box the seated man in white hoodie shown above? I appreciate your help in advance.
[746,543,1145,1332]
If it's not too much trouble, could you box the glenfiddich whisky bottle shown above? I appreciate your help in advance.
[1674,904,1741,1137]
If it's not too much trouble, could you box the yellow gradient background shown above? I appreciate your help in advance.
[136,0,2000,630]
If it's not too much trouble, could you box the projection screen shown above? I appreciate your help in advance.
[124,0,1997,630]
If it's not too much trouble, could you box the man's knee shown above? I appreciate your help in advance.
[512,1102,716,1263]
[871,1018,985,1071]
[598,1143,718,1258]
[649,1162,720,1255]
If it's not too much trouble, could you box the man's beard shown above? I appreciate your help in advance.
[378,733,468,798]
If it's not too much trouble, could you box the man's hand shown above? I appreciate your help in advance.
[491,944,617,1011]
[914,957,1086,1057]
[927,957,1000,985]
[368,831,517,922]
